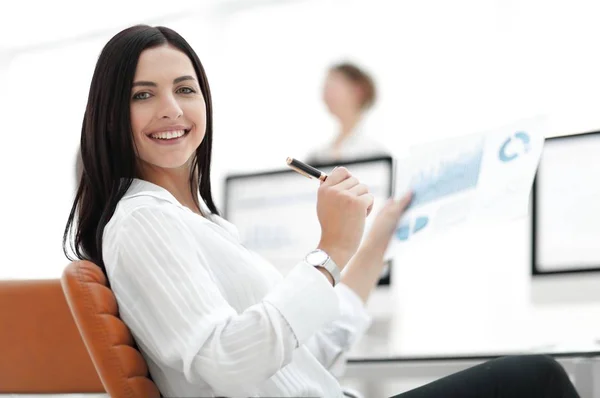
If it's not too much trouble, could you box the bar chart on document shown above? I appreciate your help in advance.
[392,117,546,246]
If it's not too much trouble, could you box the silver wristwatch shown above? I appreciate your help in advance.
[305,249,341,286]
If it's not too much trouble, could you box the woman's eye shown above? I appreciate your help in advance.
[132,92,151,100]
[177,87,196,94]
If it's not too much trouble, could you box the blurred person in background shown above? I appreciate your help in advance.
[307,62,388,164]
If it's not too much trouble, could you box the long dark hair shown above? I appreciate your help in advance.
[63,25,219,273]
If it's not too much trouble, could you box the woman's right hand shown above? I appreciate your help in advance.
[316,167,374,270]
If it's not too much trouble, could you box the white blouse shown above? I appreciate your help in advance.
[102,179,371,398]
[307,120,389,165]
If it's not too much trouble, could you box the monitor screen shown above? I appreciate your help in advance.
[224,156,395,285]
[532,131,600,275]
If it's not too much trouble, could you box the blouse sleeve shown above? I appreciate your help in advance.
[103,205,340,397]
[304,283,372,375]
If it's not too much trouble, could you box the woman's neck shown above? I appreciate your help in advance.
[335,111,362,142]
[138,163,202,215]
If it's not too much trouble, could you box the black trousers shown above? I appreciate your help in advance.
[390,355,580,398]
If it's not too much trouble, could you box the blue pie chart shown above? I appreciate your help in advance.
[499,131,531,162]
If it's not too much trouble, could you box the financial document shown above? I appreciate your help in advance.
[390,117,546,248]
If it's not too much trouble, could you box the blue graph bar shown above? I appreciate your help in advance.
[409,145,484,208]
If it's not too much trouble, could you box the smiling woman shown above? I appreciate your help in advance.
[62,24,580,398]
[63,25,218,266]
[129,46,207,204]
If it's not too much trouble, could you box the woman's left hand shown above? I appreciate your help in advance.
[340,191,413,303]
[362,191,413,256]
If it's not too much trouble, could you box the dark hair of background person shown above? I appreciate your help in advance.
[330,62,376,110]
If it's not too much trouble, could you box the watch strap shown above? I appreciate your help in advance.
[305,249,341,286]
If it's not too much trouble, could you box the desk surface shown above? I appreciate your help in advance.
[347,335,600,363]
[343,348,600,398]
[348,349,600,363]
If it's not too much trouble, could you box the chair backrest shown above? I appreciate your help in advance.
[61,260,161,398]
[0,278,104,393]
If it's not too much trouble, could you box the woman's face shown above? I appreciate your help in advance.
[322,71,362,116]
[130,44,206,172]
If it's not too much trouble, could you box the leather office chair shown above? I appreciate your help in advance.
[0,278,103,394]
[62,260,364,398]
[61,261,160,398]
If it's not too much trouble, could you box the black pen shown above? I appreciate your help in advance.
[286,157,328,182]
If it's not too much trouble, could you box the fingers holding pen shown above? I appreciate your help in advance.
[287,158,375,268]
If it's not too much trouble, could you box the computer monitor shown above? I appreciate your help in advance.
[224,155,395,285]
[532,130,600,275]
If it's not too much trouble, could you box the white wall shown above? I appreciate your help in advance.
[1,0,599,358]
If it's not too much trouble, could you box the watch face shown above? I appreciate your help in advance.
[306,250,328,266]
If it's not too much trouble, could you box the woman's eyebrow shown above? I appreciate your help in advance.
[173,75,196,84]
[132,75,196,88]
[132,80,156,88]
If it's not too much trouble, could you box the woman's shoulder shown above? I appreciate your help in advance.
[108,179,189,223]
[103,179,240,251]
[103,193,182,244]
[105,189,238,248]
[105,180,186,236]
